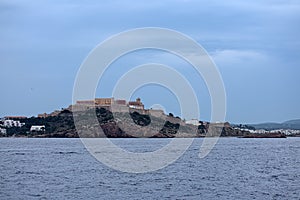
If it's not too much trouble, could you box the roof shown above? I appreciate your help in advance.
[31,125,45,127]
[5,116,27,119]
[128,101,143,105]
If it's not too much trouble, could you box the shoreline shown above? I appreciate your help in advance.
[1,135,297,139]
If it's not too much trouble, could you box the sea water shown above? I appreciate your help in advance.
[0,138,299,199]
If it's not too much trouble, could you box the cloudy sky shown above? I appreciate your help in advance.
[1,0,300,123]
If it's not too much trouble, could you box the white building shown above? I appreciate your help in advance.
[270,129,300,136]
[185,119,200,126]
[0,128,6,135]
[30,125,45,132]
[3,120,25,128]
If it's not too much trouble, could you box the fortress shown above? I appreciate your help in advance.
[73,97,144,111]
[38,97,164,118]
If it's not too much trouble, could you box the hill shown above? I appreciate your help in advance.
[2,107,247,138]
[248,119,300,130]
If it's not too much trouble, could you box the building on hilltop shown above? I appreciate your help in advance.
[115,99,126,105]
[76,100,95,105]
[38,113,48,118]
[72,97,145,112]
[128,98,144,110]
[38,110,61,118]
[75,98,115,106]
[95,98,114,106]
[39,97,148,115]
[73,98,115,111]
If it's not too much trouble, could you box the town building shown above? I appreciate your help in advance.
[186,119,201,126]
[3,120,25,128]
[0,128,6,135]
[30,125,45,132]
[4,116,27,120]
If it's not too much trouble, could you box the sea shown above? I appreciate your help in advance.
[0,137,299,200]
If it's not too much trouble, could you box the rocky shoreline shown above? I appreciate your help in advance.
[239,133,287,138]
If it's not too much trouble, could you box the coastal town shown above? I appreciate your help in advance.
[1,97,300,138]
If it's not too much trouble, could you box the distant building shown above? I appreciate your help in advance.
[30,125,45,132]
[4,116,27,120]
[95,98,114,106]
[3,120,25,128]
[38,110,62,118]
[279,129,300,136]
[76,100,95,105]
[115,99,126,105]
[186,119,200,126]
[128,98,144,110]
[0,128,6,135]
[73,98,115,111]
[38,113,48,118]
[73,97,145,111]
[76,98,114,106]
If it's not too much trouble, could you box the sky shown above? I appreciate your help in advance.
[1,0,300,124]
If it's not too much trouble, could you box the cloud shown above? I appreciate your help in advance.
[0,0,299,122]
[211,49,268,68]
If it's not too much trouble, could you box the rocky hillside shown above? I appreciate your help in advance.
[3,108,248,138]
